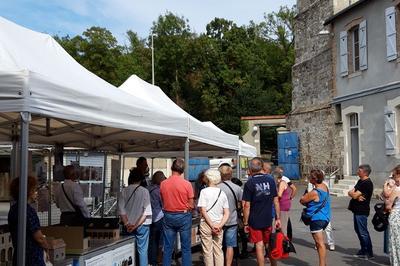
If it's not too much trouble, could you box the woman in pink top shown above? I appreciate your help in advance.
[276,173,292,235]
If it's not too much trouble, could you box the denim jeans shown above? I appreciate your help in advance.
[123,224,150,266]
[148,218,163,265]
[353,214,373,256]
[162,212,192,266]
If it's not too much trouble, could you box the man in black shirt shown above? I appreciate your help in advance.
[348,164,374,260]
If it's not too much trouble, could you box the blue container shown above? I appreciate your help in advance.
[278,132,300,180]
[188,158,210,181]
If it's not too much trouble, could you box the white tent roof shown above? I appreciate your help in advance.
[0,17,238,153]
[239,141,257,158]
[202,121,257,157]
[119,75,239,151]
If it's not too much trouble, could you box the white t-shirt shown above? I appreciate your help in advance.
[282,176,291,184]
[198,187,229,223]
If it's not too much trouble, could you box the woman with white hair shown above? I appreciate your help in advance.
[198,169,230,266]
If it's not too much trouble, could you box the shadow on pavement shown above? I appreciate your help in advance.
[341,255,390,266]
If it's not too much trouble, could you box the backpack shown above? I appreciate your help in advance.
[269,229,296,260]
[371,203,389,232]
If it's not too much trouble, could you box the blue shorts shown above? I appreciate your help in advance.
[310,220,329,233]
[223,225,238,247]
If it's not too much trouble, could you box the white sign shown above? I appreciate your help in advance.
[85,251,112,266]
[112,243,135,265]
[84,242,134,266]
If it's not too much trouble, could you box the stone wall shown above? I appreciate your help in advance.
[287,0,344,177]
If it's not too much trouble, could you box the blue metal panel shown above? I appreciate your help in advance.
[278,132,300,180]
[280,163,300,180]
[188,157,210,181]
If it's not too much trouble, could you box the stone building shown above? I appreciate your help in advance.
[289,0,400,190]
[325,0,400,184]
[287,0,345,177]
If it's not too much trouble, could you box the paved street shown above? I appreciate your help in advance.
[174,184,390,266]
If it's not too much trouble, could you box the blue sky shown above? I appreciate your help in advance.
[0,0,295,45]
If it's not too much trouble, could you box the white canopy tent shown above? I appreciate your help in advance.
[118,75,240,151]
[119,76,256,180]
[201,121,256,158]
[0,17,241,265]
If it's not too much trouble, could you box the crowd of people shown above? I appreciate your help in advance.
[7,155,400,266]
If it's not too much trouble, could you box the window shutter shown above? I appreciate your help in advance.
[386,6,397,61]
[340,31,348,77]
[359,20,368,70]
[384,107,397,155]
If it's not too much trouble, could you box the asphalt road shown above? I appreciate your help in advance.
[173,184,391,266]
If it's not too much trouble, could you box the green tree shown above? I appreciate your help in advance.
[151,12,193,107]
[53,6,296,139]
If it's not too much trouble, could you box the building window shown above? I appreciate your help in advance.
[335,104,342,123]
[339,20,367,77]
[350,113,358,128]
[353,27,360,71]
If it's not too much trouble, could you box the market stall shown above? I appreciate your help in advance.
[0,16,246,266]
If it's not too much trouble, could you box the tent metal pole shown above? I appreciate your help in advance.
[121,155,125,187]
[236,152,240,179]
[16,112,30,266]
[119,154,123,190]
[47,150,52,226]
[101,152,107,217]
[151,158,154,177]
[184,138,189,180]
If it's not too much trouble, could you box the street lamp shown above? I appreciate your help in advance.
[151,34,155,85]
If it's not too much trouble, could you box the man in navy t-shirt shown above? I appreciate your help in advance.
[243,157,281,266]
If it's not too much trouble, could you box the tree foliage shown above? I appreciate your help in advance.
[55,6,295,136]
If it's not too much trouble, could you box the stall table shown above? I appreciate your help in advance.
[64,236,135,266]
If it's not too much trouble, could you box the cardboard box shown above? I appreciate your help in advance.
[41,226,88,254]
[46,237,66,263]
[87,228,120,248]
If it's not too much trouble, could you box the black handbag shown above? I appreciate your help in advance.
[372,202,389,232]
[61,184,86,224]
[301,190,328,226]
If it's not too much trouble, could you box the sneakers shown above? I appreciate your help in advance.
[365,254,375,260]
[353,251,374,260]
[353,250,365,258]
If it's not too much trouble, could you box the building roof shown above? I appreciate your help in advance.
[324,0,370,25]
[240,115,287,121]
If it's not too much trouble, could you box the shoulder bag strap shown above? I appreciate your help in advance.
[125,185,140,208]
[207,189,222,212]
[61,183,78,212]
[149,187,158,195]
[223,181,240,211]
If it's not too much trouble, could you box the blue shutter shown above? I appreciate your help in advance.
[340,31,348,76]
[359,20,368,70]
[384,107,397,155]
[386,7,397,61]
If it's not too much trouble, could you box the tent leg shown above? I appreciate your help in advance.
[184,138,189,180]
[101,153,107,217]
[151,158,154,177]
[17,112,30,266]
[121,155,125,187]
[236,152,240,179]
[47,150,52,226]
[119,154,123,190]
